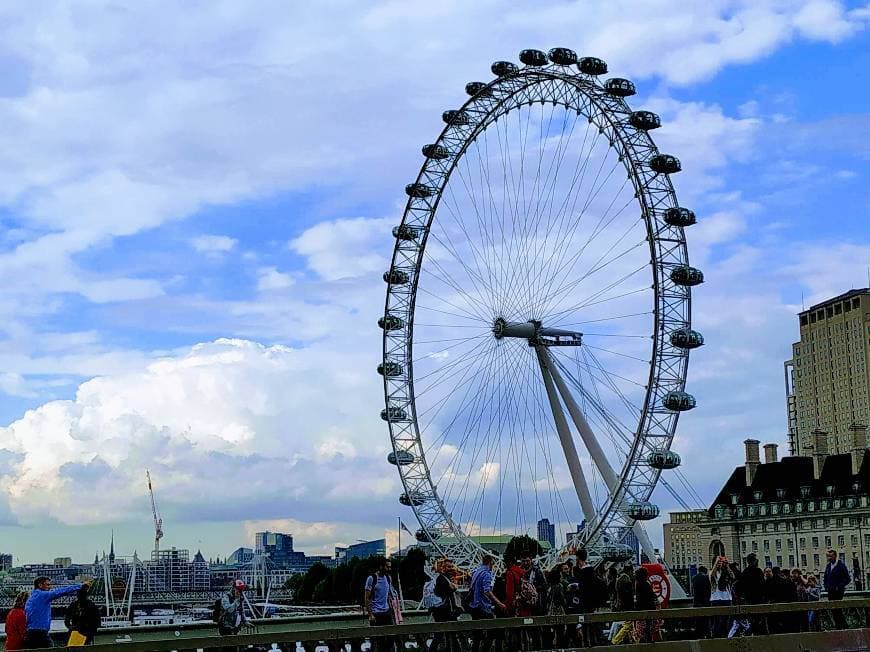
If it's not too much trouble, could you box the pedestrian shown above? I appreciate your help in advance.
[427,559,459,652]
[505,556,534,618]
[632,567,660,643]
[468,554,506,652]
[729,553,765,638]
[708,556,734,638]
[64,584,101,645]
[24,577,87,649]
[365,558,400,652]
[546,566,569,648]
[692,565,711,639]
[4,592,28,651]
[575,548,604,647]
[823,549,850,630]
[610,563,635,644]
[805,574,821,631]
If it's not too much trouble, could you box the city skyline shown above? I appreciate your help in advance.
[0,2,868,561]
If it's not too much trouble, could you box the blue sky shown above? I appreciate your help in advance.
[0,1,869,564]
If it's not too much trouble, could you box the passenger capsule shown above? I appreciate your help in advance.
[491,61,518,77]
[383,269,409,285]
[465,81,489,97]
[627,502,660,521]
[670,265,704,287]
[405,183,435,198]
[381,406,408,422]
[548,48,577,66]
[604,78,636,97]
[601,543,634,562]
[519,49,548,66]
[392,225,420,241]
[669,328,704,349]
[377,361,403,378]
[647,449,681,470]
[442,110,471,126]
[388,450,415,466]
[629,111,661,131]
[663,207,697,227]
[400,492,426,507]
[578,57,608,76]
[415,527,438,542]
[662,390,697,411]
[422,144,450,160]
[649,154,682,174]
[378,315,405,331]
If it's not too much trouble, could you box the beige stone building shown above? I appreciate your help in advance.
[785,288,869,456]
[663,509,709,589]
[703,437,870,588]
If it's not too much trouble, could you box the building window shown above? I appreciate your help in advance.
[814,553,820,568]
[776,539,782,551]
[764,540,770,551]
[852,535,858,548]
[777,555,783,567]
[812,536,819,548]
[800,537,806,548]
[825,536,832,549]
[741,541,747,553]
[751,524,758,534]
[787,539,794,550]
[836,518,843,527]
[752,541,758,552]
[789,555,795,567]
[838,535,845,548]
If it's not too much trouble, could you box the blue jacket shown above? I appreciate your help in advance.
[25,584,82,631]
[824,559,850,593]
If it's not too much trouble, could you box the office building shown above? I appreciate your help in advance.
[663,510,709,590]
[785,288,869,456]
[342,539,387,562]
[537,518,556,548]
[0,553,12,571]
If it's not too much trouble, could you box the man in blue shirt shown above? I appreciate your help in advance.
[364,558,398,652]
[468,554,506,652]
[824,549,850,630]
[24,576,88,648]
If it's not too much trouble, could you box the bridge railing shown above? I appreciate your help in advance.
[27,596,870,651]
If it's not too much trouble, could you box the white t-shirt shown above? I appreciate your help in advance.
[709,571,732,601]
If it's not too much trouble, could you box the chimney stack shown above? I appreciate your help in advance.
[745,439,760,486]
[850,423,868,476]
[763,443,779,464]
[812,429,829,480]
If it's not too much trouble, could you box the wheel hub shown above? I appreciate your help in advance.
[492,317,583,347]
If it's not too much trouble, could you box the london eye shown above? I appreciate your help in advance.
[379,48,702,569]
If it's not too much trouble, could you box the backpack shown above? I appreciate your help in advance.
[515,573,539,609]
[421,577,444,609]
[211,597,223,624]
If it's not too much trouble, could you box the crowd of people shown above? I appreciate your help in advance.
[691,548,850,638]
[3,576,97,649]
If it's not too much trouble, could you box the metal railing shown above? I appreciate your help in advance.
[23,597,870,651]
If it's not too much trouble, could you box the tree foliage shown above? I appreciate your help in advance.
[503,535,543,567]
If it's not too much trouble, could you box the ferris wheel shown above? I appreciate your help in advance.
[379,47,703,569]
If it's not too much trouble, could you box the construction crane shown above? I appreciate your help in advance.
[146,470,163,557]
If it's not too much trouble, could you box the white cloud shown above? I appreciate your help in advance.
[191,235,237,254]
[290,217,393,281]
[256,266,295,291]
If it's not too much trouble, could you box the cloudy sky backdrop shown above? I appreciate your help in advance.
[0,0,869,563]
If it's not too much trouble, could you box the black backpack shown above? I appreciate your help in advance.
[211,597,223,624]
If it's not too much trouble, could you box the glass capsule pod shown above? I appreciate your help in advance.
[491,61,519,77]
[663,207,697,227]
[405,183,435,198]
[392,224,420,241]
[601,543,635,562]
[604,78,636,97]
[383,269,409,285]
[388,450,415,466]
[649,154,682,174]
[400,492,426,507]
[646,449,682,470]
[548,47,577,65]
[578,57,608,75]
[662,390,697,411]
[629,111,661,131]
[669,328,704,349]
[442,110,471,126]
[415,528,438,542]
[422,144,450,159]
[627,502,660,521]
[465,81,489,96]
[378,315,405,331]
[519,49,548,66]
[670,265,704,286]
[377,361,403,377]
[381,406,408,421]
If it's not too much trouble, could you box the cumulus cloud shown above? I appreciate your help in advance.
[191,235,237,254]
[0,338,397,527]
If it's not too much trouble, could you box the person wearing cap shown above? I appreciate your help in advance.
[218,579,248,636]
